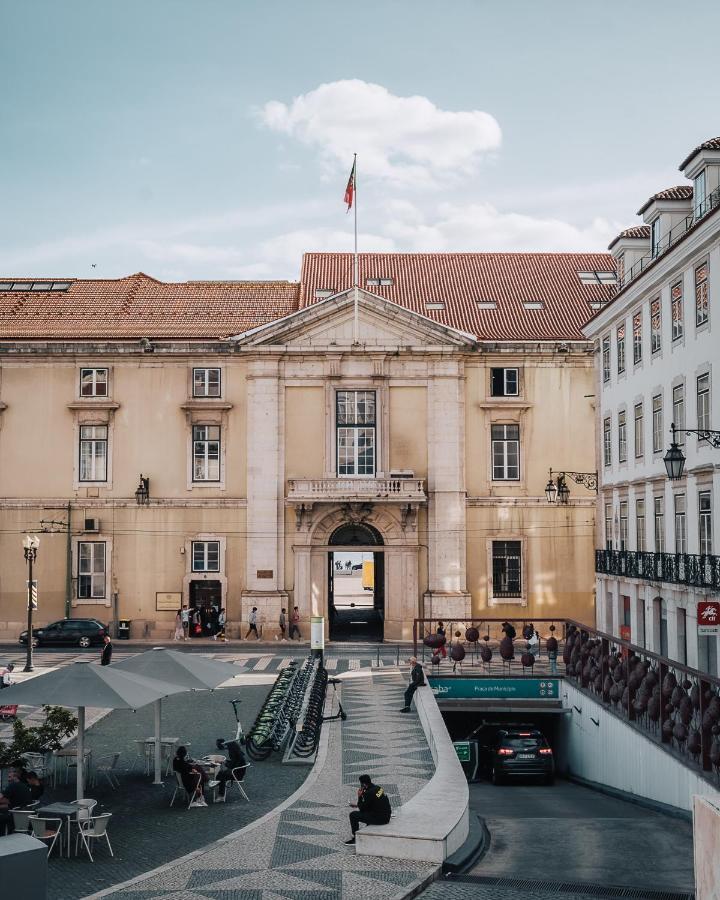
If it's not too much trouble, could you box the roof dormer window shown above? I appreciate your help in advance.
[650,218,661,258]
[694,170,707,219]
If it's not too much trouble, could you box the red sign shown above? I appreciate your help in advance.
[698,601,720,635]
[619,625,631,642]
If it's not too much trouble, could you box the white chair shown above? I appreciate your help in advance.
[92,753,121,789]
[28,816,62,857]
[11,808,35,834]
[169,770,201,809]
[70,798,97,850]
[23,752,48,780]
[228,764,250,802]
[75,813,113,862]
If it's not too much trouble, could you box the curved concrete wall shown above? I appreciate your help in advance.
[356,683,469,863]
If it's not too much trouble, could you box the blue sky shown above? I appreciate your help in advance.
[1,0,718,281]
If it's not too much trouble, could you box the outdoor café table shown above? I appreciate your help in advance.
[53,747,92,786]
[35,802,79,858]
[136,737,184,775]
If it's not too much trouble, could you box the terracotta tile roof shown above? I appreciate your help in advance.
[607,225,651,251]
[0,273,300,340]
[300,252,616,341]
[637,185,693,216]
[678,136,720,170]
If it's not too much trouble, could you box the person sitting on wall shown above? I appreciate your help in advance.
[345,774,391,844]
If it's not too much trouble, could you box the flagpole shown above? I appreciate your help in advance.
[353,153,359,345]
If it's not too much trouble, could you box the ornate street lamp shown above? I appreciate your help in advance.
[135,475,150,506]
[545,474,558,504]
[544,468,598,503]
[664,422,720,480]
[557,477,571,506]
[22,534,40,672]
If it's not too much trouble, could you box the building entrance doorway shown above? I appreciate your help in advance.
[189,579,221,638]
[328,522,384,642]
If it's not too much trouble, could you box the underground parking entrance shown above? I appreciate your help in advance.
[327,522,384,642]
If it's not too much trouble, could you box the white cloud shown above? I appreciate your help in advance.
[259,79,501,187]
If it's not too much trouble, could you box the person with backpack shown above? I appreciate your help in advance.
[399,657,425,712]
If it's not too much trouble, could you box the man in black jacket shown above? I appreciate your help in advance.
[100,634,113,666]
[345,774,391,844]
[214,737,247,802]
[399,656,425,712]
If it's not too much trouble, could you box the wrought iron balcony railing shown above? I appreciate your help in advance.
[595,548,720,591]
[287,476,426,503]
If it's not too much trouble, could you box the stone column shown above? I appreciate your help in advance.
[423,361,471,621]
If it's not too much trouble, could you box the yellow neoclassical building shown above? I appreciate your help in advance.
[0,253,614,641]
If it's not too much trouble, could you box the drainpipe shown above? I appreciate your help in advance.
[65,501,72,619]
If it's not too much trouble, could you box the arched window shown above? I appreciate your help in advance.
[329,523,383,546]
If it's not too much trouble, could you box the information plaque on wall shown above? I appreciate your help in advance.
[156,592,182,611]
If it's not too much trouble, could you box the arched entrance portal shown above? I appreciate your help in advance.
[328,523,384,641]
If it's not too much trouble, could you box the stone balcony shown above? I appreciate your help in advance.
[286,476,427,504]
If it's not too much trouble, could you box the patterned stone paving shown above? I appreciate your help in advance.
[98,670,438,900]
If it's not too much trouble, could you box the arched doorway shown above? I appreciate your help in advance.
[328,522,384,641]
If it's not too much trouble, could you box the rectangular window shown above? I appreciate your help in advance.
[636,498,646,552]
[697,374,710,431]
[674,494,687,554]
[651,218,661,257]
[491,541,522,598]
[651,297,661,353]
[634,402,644,458]
[79,425,108,482]
[699,491,713,556]
[695,263,709,327]
[619,500,629,550]
[491,424,520,480]
[605,503,613,550]
[652,394,663,453]
[78,542,106,599]
[191,540,220,572]
[192,425,221,482]
[672,384,685,445]
[632,311,642,364]
[616,254,625,285]
[193,368,221,398]
[603,417,612,467]
[654,496,665,553]
[616,325,626,374]
[490,367,519,397]
[695,170,707,218]
[336,390,376,476]
[618,410,627,463]
[602,336,611,383]
[80,368,108,397]
[671,281,684,341]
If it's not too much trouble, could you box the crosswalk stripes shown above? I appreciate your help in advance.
[348,659,360,670]
[251,655,273,670]
[323,657,339,670]
[277,658,293,669]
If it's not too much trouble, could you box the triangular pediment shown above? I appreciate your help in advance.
[230,289,476,349]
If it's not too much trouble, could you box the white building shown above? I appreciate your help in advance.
[584,136,720,674]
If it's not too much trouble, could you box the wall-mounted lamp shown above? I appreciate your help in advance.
[135,474,150,506]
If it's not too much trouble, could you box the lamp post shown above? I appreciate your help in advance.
[23,534,40,672]
[544,468,598,504]
[664,422,720,480]
[135,475,150,506]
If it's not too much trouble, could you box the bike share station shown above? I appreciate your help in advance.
[241,616,345,766]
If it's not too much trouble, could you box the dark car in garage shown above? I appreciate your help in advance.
[467,721,555,785]
[20,618,108,648]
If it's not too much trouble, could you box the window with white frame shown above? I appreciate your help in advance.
[651,298,662,353]
[491,424,520,480]
[632,311,642,364]
[636,498,646,551]
[697,373,711,431]
[694,170,707,219]
[77,542,106,599]
[672,384,685,445]
[80,368,108,397]
[193,368,221,398]
[652,394,663,453]
[602,336,610,383]
[695,263,709,327]
[634,402,644,458]
[336,391,376,476]
[191,540,220,572]
[603,417,612,467]
[674,494,687,554]
[616,325,625,374]
[699,491,713,556]
[79,425,108,482]
[604,503,613,550]
[490,367,519,397]
[192,425,221,481]
[491,541,522,598]
[654,496,665,552]
[651,218,661,257]
[618,410,627,463]
[671,281,684,341]
[619,500,629,550]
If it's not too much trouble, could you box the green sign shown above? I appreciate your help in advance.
[430,677,560,700]
[453,741,471,762]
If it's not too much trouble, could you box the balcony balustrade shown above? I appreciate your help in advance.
[286,476,427,504]
[595,548,720,591]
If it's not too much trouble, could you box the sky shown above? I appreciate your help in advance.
[1,0,719,282]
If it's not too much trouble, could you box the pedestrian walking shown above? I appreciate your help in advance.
[345,774,391,844]
[0,662,15,689]
[100,634,113,666]
[436,620,447,658]
[213,607,227,642]
[191,607,202,637]
[245,607,259,640]
[399,656,425,712]
[173,609,184,641]
[278,607,287,641]
[181,605,190,640]
[290,606,301,640]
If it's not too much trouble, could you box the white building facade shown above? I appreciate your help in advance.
[585,137,720,674]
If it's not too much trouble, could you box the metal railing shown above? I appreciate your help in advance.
[595,548,720,591]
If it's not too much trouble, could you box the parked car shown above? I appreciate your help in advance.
[19,619,108,648]
[467,721,554,785]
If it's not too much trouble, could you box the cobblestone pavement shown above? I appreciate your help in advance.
[97,669,438,900]
[420,877,694,900]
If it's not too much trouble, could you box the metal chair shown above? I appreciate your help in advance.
[75,813,113,862]
[28,816,63,857]
[92,752,121,789]
[229,764,250,802]
[169,770,201,809]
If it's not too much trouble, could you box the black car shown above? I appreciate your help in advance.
[488,728,554,785]
[20,619,108,648]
